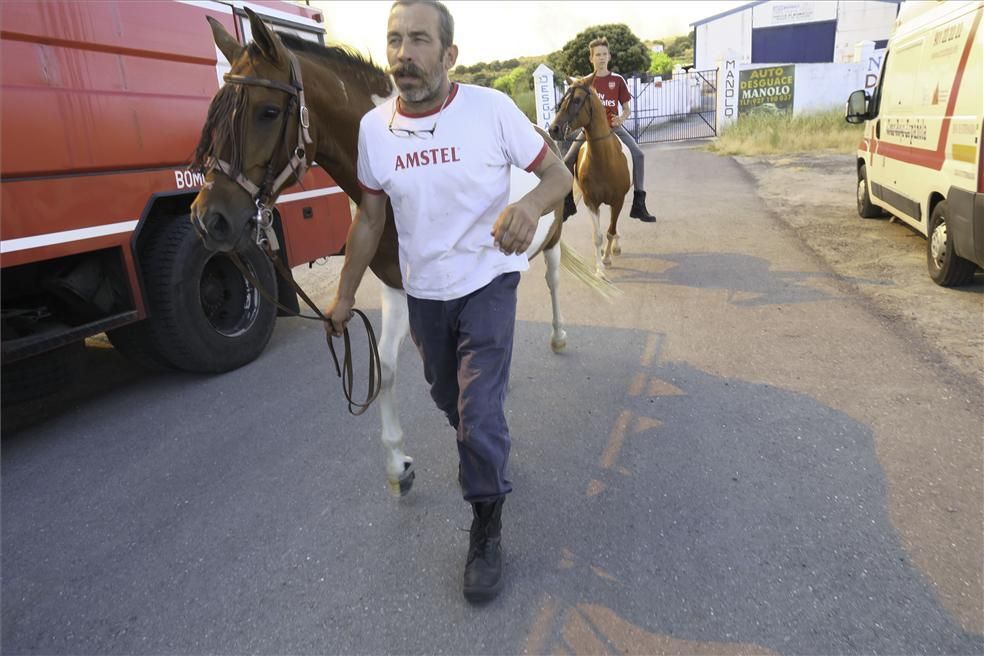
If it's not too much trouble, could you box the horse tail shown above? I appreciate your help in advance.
[558,238,622,300]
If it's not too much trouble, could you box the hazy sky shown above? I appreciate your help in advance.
[311,1,745,66]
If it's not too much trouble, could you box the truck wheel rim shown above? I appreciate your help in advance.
[930,221,947,268]
[199,253,260,337]
[857,179,866,210]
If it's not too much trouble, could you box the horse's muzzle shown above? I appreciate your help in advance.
[197,210,252,253]
[548,123,567,142]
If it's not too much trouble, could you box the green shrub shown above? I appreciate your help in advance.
[707,109,863,155]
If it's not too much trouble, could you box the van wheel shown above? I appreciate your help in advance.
[927,201,977,287]
[857,164,883,218]
[141,215,278,372]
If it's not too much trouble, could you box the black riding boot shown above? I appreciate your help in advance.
[630,190,656,222]
[563,191,577,221]
[463,496,504,603]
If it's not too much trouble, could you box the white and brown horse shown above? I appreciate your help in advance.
[190,10,611,496]
[548,75,632,278]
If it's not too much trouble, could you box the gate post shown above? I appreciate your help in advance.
[716,50,740,134]
[533,64,556,131]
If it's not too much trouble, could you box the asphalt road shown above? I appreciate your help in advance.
[3,144,982,655]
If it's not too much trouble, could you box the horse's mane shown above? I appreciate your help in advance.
[191,32,390,171]
[273,32,391,91]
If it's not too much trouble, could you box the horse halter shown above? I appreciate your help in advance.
[558,84,615,143]
[207,50,313,250]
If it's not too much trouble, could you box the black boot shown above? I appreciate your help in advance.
[630,190,656,222]
[562,191,577,222]
[463,496,504,603]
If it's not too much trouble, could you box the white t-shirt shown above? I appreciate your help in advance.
[357,83,548,301]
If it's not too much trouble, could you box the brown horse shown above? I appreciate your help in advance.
[190,10,612,496]
[548,75,632,278]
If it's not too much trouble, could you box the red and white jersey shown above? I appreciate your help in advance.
[358,83,547,301]
[592,73,631,126]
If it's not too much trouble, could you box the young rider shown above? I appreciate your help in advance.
[562,36,656,223]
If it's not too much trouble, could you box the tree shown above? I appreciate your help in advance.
[649,51,673,77]
[555,24,650,78]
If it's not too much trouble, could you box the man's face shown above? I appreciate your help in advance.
[589,45,610,72]
[386,3,454,104]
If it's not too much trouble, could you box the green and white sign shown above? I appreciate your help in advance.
[738,65,795,116]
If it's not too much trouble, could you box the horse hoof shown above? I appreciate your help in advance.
[388,458,415,498]
[603,255,612,266]
[613,245,622,256]
[551,336,567,353]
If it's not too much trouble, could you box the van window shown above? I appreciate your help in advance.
[879,36,922,113]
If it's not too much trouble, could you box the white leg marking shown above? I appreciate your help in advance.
[603,231,615,267]
[588,207,607,279]
[379,284,410,489]
[543,243,567,352]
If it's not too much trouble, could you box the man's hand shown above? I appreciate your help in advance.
[491,200,538,255]
[324,295,355,338]
[611,115,623,128]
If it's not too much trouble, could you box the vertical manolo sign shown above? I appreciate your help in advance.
[738,65,795,116]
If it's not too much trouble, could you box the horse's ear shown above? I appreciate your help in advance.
[245,7,289,65]
[566,76,577,86]
[584,72,596,85]
[207,16,244,64]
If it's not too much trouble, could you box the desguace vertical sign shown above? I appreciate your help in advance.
[738,65,795,116]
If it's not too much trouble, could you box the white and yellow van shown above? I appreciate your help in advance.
[846,0,983,286]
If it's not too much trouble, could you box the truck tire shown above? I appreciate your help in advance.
[927,201,977,287]
[857,164,884,218]
[141,215,278,372]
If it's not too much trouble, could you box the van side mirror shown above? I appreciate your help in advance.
[845,89,869,124]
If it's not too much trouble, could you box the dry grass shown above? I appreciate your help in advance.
[706,109,863,156]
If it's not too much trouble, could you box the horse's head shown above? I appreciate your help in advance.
[548,74,598,141]
[190,8,315,252]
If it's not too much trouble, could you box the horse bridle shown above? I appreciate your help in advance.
[204,50,313,251]
[200,50,381,415]
[558,85,616,143]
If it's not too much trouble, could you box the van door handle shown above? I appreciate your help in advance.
[875,120,880,140]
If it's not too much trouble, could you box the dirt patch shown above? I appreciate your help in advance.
[736,153,983,385]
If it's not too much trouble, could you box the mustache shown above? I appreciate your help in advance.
[387,62,425,78]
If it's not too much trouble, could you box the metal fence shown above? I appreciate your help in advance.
[627,69,718,144]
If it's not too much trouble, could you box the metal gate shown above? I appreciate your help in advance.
[628,69,717,144]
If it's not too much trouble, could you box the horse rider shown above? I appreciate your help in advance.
[562,36,657,223]
[325,0,572,603]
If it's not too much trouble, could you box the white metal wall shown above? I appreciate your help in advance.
[694,0,898,68]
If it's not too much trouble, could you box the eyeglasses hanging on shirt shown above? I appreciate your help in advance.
[388,88,453,140]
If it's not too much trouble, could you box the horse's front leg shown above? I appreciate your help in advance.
[379,283,414,497]
[588,205,609,273]
[543,240,567,353]
[606,198,625,262]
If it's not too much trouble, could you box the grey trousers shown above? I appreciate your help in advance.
[406,272,519,503]
[562,125,645,191]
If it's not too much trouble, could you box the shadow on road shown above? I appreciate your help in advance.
[611,251,891,306]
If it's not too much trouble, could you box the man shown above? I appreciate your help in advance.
[562,36,657,223]
[325,0,571,603]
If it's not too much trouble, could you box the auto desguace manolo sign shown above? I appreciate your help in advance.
[738,65,795,116]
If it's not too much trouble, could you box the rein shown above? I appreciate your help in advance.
[202,49,381,415]
[558,84,617,143]
[229,244,381,416]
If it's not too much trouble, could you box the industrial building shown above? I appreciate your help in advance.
[692,0,901,70]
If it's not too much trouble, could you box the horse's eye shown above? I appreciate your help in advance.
[260,105,281,121]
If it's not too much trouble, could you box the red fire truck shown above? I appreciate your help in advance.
[1,1,352,399]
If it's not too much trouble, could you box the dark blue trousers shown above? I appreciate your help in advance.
[406,272,519,503]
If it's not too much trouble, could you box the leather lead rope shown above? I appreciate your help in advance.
[228,249,381,416]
